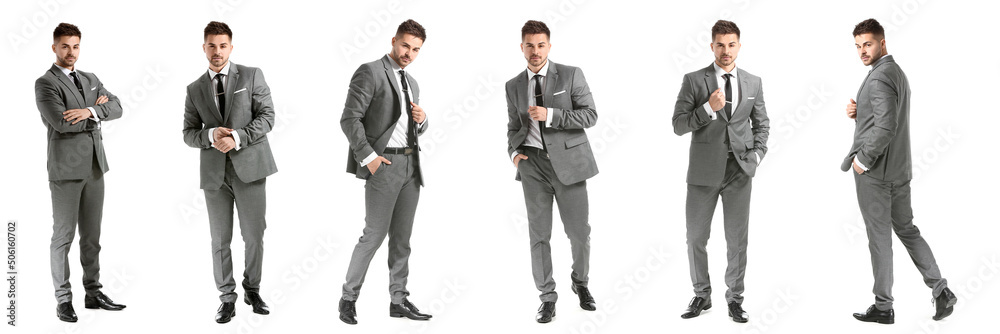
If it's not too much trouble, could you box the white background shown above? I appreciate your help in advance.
[1,0,997,333]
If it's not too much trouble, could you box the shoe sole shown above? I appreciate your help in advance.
[390,313,431,320]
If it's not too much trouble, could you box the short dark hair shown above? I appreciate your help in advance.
[711,20,740,40]
[53,23,81,42]
[204,21,233,41]
[853,18,885,39]
[395,19,426,42]
[521,20,550,40]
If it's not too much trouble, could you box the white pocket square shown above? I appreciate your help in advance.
[747,97,755,100]
[553,90,566,96]
[90,86,97,91]
[234,88,247,94]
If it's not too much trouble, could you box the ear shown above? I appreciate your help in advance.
[391,36,397,46]
[51,44,56,53]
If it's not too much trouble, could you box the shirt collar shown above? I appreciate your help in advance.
[713,62,737,79]
[526,59,551,80]
[55,63,76,78]
[208,61,232,80]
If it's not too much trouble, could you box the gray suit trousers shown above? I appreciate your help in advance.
[854,173,947,311]
[343,152,419,304]
[519,147,591,303]
[205,157,267,303]
[686,153,750,305]
[49,158,105,303]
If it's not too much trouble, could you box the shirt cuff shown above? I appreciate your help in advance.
[755,152,761,164]
[208,127,216,144]
[544,107,555,127]
[232,130,242,151]
[87,107,100,121]
[702,102,717,120]
[511,151,521,165]
[361,152,378,167]
[853,156,869,171]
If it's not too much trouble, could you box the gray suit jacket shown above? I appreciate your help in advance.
[182,63,278,190]
[840,55,911,181]
[341,55,428,184]
[672,63,770,186]
[506,62,599,185]
[35,64,123,181]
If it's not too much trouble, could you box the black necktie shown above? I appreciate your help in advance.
[69,72,84,94]
[533,74,546,149]
[724,73,733,119]
[399,70,417,148]
[216,73,226,118]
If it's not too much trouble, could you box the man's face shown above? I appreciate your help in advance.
[711,33,740,68]
[203,34,233,69]
[521,33,550,68]
[390,34,423,68]
[855,33,885,66]
[52,36,80,69]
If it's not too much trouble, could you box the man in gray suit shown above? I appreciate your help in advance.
[844,19,956,325]
[35,22,126,323]
[338,19,432,325]
[672,20,769,323]
[506,20,599,324]
[182,21,277,324]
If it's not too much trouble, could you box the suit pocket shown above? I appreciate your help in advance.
[565,135,588,149]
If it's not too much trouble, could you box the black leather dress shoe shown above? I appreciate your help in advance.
[681,296,711,319]
[216,302,236,324]
[339,298,357,325]
[244,291,270,315]
[571,281,597,311]
[853,304,894,324]
[933,288,957,321]
[84,291,126,310]
[536,301,556,323]
[390,298,431,320]
[728,301,749,323]
[56,302,77,323]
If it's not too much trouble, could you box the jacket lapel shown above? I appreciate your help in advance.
[78,71,93,106]
[733,68,750,119]
[703,64,729,122]
[515,73,528,127]
[199,73,223,123]
[223,63,239,124]
[543,62,558,106]
[381,55,404,120]
[50,65,85,107]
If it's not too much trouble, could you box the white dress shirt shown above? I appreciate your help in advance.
[360,55,426,167]
[511,60,556,163]
[55,63,100,128]
[702,62,739,121]
[206,61,242,150]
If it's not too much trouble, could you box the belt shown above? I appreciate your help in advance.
[383,147,415,155]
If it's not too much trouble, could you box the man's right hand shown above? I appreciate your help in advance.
[708,88,726,111]
[846,99,857,119]
[513,154,528,168]
[367,156,392,174]
[214,127,233,142]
